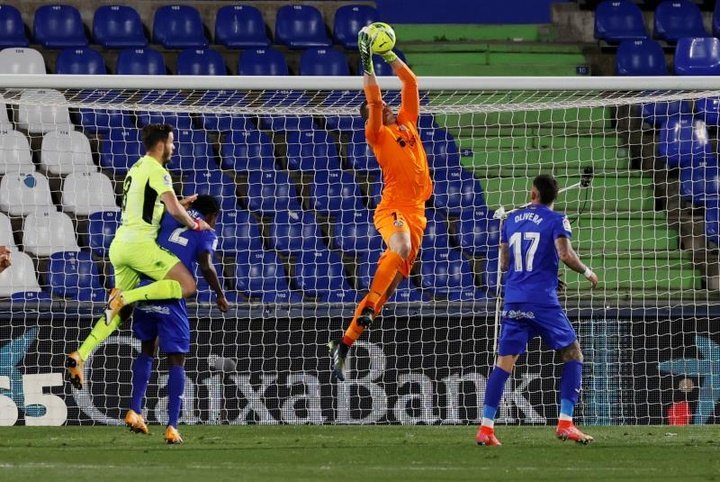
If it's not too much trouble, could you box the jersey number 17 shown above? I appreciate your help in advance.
[509,232,540,272]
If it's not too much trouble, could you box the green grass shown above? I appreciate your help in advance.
[1,426,719,481]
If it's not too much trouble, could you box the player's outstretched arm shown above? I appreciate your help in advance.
[381,52,419,123]
[555,237,598,288]
[161,192,211,231]
[198,251,229,312]
[359,27,384,139]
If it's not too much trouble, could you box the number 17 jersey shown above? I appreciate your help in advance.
[501,204,572,306]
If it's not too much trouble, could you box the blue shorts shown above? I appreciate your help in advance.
[132,298,190,354]
[497,303,577,356]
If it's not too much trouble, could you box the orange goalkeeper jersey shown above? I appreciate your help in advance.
[364,65,433,210]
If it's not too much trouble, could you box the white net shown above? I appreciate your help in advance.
[1,77,720,426]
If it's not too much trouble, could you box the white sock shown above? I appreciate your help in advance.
[481,417,494,429]
[558,414,573,422]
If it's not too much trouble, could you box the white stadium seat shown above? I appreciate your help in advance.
[17,89,72,134]
[0,249,41,297]
[0,212,15,248]
[41,129,96,175]
[0,171,53,216]
[22,208,80,256]
[0,101,13,131]
[0,129,34,174]
[0,48,46,75]
[62,172,119,215]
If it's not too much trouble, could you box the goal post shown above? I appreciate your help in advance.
[0,74,719,427]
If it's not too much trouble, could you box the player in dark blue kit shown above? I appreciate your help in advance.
[123,195,230,444]
[476,175,599,447]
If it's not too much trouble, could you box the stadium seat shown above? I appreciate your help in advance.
[93,5,148,49]
[0,172,53,216]
[220,129,275,172]
[137,111,192,130]
[153,5,208,49]
[705,198,720,245]
[299,48,350,76]
[270,209,326,255]
[0,250,42,298]
[286,130,342,171]
[17,89,72,134]
[23,208,80,257]
[696,97,720,126]
[654,0,707,43]
[201,114,254,133]
[422,210,453,252]
[215,5,270,48]
[360,51,407,76]
[177,48,226,75]
[295,249,358,302]
[260,91,310,108]
[0,5,29,47]
[0,104,11,131]
[41,129,96,176]
[640,99,691,126]
[392,278,428,303]
[62,171,118,215]
[33,5,88,48]
[323,90,364,109]
[257,115,316,132]
[594,0,648,43]
[422,128,462,170]
[453,208,501,257]
[275,5,332,49]
[674,37,720,76]
[116,48,166,75]
[0,212,15,248]
[87,210,120,258]
[679,157,720,205]
[234,249,302,303]
[77,108,134,134]
[433,167,487,215]
[332,209,382,255]
[657,114,712,168]
[216,209,264,253]
[169,128,215,173]
[311,170,365,215]
[0,48,45,74]
[99,128,144,174]
[325,115,366,133]
[0,129,34,175]
[419,247,484,301]
[55,47,106,75]
[483,247,500,293]
[181,171,237,210]
[345,130,380,173]
[197,91,251,131]
[615,38,668,75]
[246,170,302,215]
[238,48,289,75]
[334,5,377,49]
[715,1,720,38]
[47,250,104,301]
[367,178,382,208]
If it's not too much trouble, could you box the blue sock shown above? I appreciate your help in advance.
[482,366,511,421]
[130,354,153,414]
[167,365,185,428]
[559,360,583,418]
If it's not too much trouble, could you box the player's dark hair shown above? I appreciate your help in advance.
[142,124,174,150]
[533,174,559,205]
[360,101,369,122]
[192,195,221,217]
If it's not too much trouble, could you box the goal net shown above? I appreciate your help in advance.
[0,75,719,426]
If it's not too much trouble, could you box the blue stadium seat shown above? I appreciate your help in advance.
[275,5,332,49]
[93,5,147,49]
[220,129,275,172]
[433,167,487,215]
[615,38,668,75]
[696,97,720,126]
[215,5,270,48]
[299,48,349,76]
[657,114,712,168]
[367,178,383,209]
[453,208,501,257]
[33,5,88,48]
[705,198,720,245]
[153,5,208,49]
[714,1,720,38]
[640,99,691,127]
[134,90,191,129]
[0,5,29,47]
[334,5,377,49]
[234,249,303,303]
[422,128,462,171]
[360,51,407,76]
[260,91,311,108]
[169,128,215,173]
[311,170,365,215]
[346,130,380,173]
[238,48,289,75]
[270,209,326,255]
[295,249,358,302]
[325,115,366,132]
[99,128,144,174]
[216,209,265,253]
[246,171,302,214]
[197,90,251,132]
[77,108,134,134]
[332,209,383,255]
[418,114,439,130]
[654,0,706,43]
[484,247,500,293]
[257,116,316,132]
[422,210,453,252]
[182,171,237,210]
[48,250,104,302]
[116,48,166,75]
[56,47,107,75]
[323,90,364,109]
[87,211,120,258]
[177,48,226,75]
[674,37,720,76]
[286,130,342,171]
[419,247,485,301]
[594,0,648,43]
[679,157,720,205]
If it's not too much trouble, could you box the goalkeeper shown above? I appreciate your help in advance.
[329,27,433,381]
[66,124,211,390]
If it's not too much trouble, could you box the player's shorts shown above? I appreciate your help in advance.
[108,239,180,292]
[132,298,190,354]
[498,302,577,356]
[374,206,427,277]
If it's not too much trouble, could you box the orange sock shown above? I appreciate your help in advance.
[366,251,404,311]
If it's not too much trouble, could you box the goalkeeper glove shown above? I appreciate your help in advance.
[381,50,398,64]
[358,27,375,76]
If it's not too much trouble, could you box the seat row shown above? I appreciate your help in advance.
[0,4,376,51]
[615,36,720,75]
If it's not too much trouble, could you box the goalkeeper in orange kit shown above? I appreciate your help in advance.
[329,27,433,381]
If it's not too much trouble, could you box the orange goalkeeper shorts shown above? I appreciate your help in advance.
[373,206,427,277]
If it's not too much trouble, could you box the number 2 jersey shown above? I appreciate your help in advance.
[501,204,572,307]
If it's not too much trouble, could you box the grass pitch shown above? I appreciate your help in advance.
[0,426,718,481]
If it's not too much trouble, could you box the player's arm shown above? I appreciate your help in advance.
[197,251,229,312]
[391,58,419,124]
[359,27,383,142]
[160,192,211,231]
[499,242,509,272]
[554,237,598,288]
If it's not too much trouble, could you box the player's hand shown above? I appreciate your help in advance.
[179,194,197,209]
[556,279,567,293]
[587,271,599,289]
[216,295,230,313]
[358,27,375,76]
[381,50,398,64]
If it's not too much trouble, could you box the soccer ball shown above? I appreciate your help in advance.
[367,22,396,54]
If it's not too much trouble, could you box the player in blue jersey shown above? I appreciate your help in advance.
[476,175,599,447]
[123,195,230,444]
